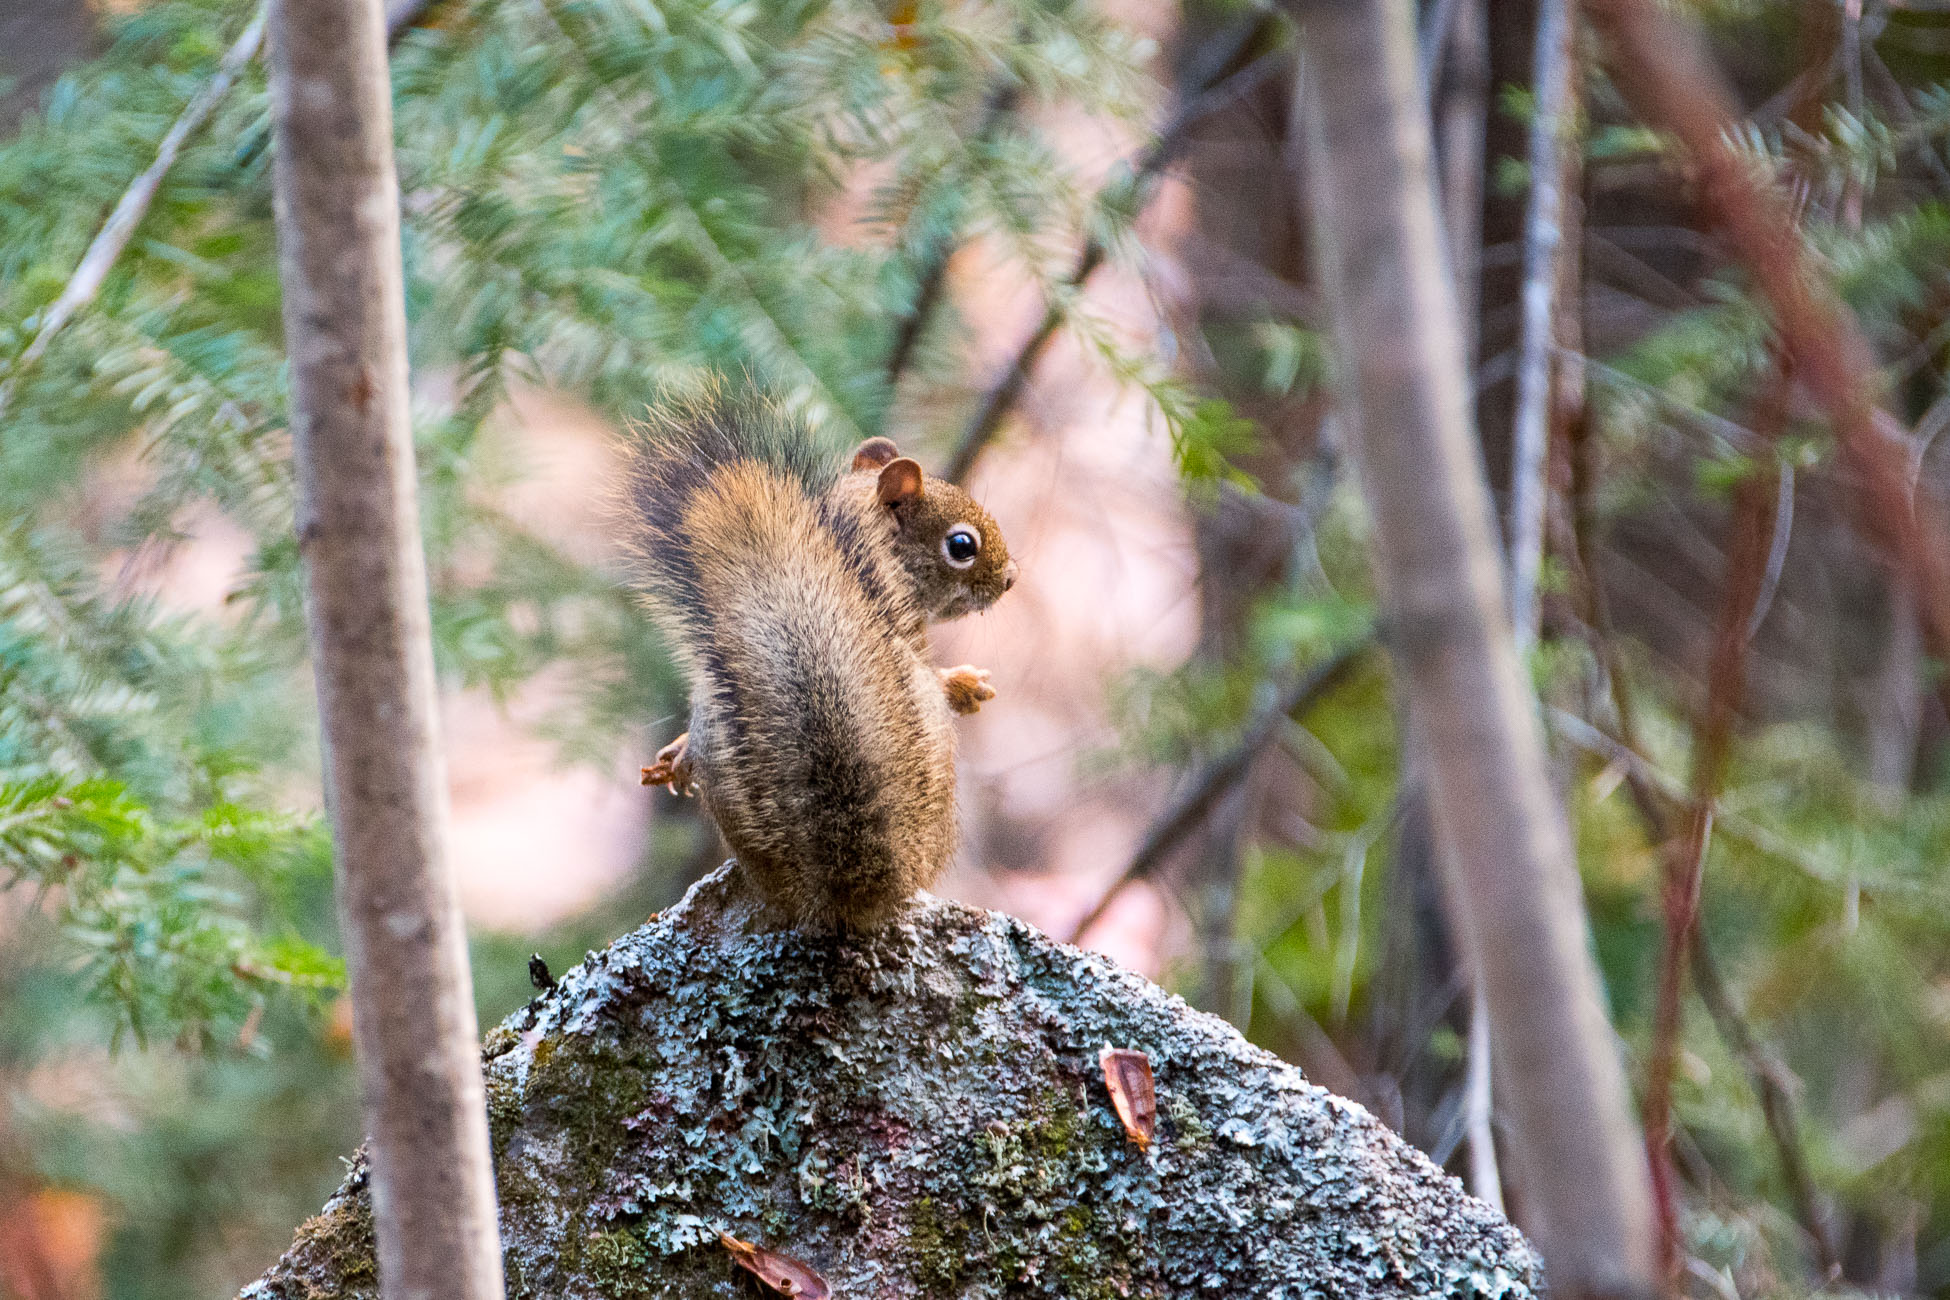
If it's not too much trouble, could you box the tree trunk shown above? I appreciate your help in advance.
[1288,1,1659,1295]
[266,2,505,1298]
[241,865,1540,1299]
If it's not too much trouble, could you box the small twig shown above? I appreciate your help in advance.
[942,17,1287,483]
[0,0,445,424]
[1433,0,1487,355]
[1688,926,1838,1275]
[1507,0,1580,653]
[881,82,1022,394]
[1550,709,1860,889]
[1576,349,1776,454]
[1841,0,1866,228]
[0,8,267,422]
[1462,987,1503,1212]
[1067,638,1370,945]
[1745,460,1795,642]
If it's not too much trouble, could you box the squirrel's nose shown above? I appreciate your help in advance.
[1002,560,1019,592]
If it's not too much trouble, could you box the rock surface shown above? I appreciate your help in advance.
[241,863,1540,1298]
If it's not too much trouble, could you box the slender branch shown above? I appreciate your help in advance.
[1687,928,1838,1275]
[943,18,1287,484]
[1563,370,1836,1279]
[1469,0,1581,1212]
[1429,0,1492,1208]
[1434,0,1487,355]
[0,0,444,424]
[1587,0,1950,724]
[881,83,1022,394]
[1745,461,1794,641]
[1462,988,1503,1212]
[1507,0,1579,654]
[0,8,267,422]
[1067,638,1370,945]
[1842,0,1866,228]
[1417,0,1463,101]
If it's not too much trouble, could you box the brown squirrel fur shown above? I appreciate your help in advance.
[621,388,1016,931]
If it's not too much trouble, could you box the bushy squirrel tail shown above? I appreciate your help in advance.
[618,385,955,929]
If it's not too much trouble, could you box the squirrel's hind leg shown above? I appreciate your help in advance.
[938,665,997,715]
[640,732,698,795]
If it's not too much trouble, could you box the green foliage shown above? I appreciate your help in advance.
[0,0,1154,1036]
[0,519,337,1046]
[0,0,1162,1289]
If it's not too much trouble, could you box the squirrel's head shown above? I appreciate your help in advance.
[850,437,1018,620]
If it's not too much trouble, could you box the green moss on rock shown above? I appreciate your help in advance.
[243,864,1541,1298]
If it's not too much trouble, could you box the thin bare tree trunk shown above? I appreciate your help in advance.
[267,3,504,1299]
[1288,1,1657,1295]
[1428,0,1500,1213]
[1507,0,1578,651]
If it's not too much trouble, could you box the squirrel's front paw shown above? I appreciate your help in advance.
[939,664,997,715]
[640,732,698,795]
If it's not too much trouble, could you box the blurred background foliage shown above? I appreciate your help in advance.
[0,0,1947,1296]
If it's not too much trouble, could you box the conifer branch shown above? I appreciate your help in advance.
[0,0,445,424]
[882,82,1021,395]
[1588,0,1950,723]
[1068,638,1368,945]
[0,9,266,423]
[944,15,1286,483]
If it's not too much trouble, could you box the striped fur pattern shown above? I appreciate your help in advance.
[620,389,958,930]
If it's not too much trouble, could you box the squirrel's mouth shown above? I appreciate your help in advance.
[945,590,999,619]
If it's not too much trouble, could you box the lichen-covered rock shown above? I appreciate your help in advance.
[242,864,1540,1299]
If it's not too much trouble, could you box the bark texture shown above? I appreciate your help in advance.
[242,865,1540,1300]
[1288,0,1658,1295]
[268,1,504,1297]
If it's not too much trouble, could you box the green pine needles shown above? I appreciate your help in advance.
[0,0,1159,1049]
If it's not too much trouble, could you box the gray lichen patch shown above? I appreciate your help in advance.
[242,864,1541,1299]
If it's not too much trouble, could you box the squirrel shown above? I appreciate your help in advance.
[621,388,1018,931]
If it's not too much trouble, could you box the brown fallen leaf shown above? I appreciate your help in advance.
[1099,1044,1157,1151]
[719,1231,830,1298]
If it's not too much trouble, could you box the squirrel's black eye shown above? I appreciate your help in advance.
[942,526,981,569]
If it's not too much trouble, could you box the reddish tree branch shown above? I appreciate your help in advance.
[1639,365,1788,1281]
[1566,365,1837,1280]
[1587,0,1950,722]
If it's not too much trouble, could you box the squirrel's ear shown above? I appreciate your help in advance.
[851,437,901,471]
[876,457,925,508]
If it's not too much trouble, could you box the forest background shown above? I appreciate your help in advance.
[0,0,1947,1296]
